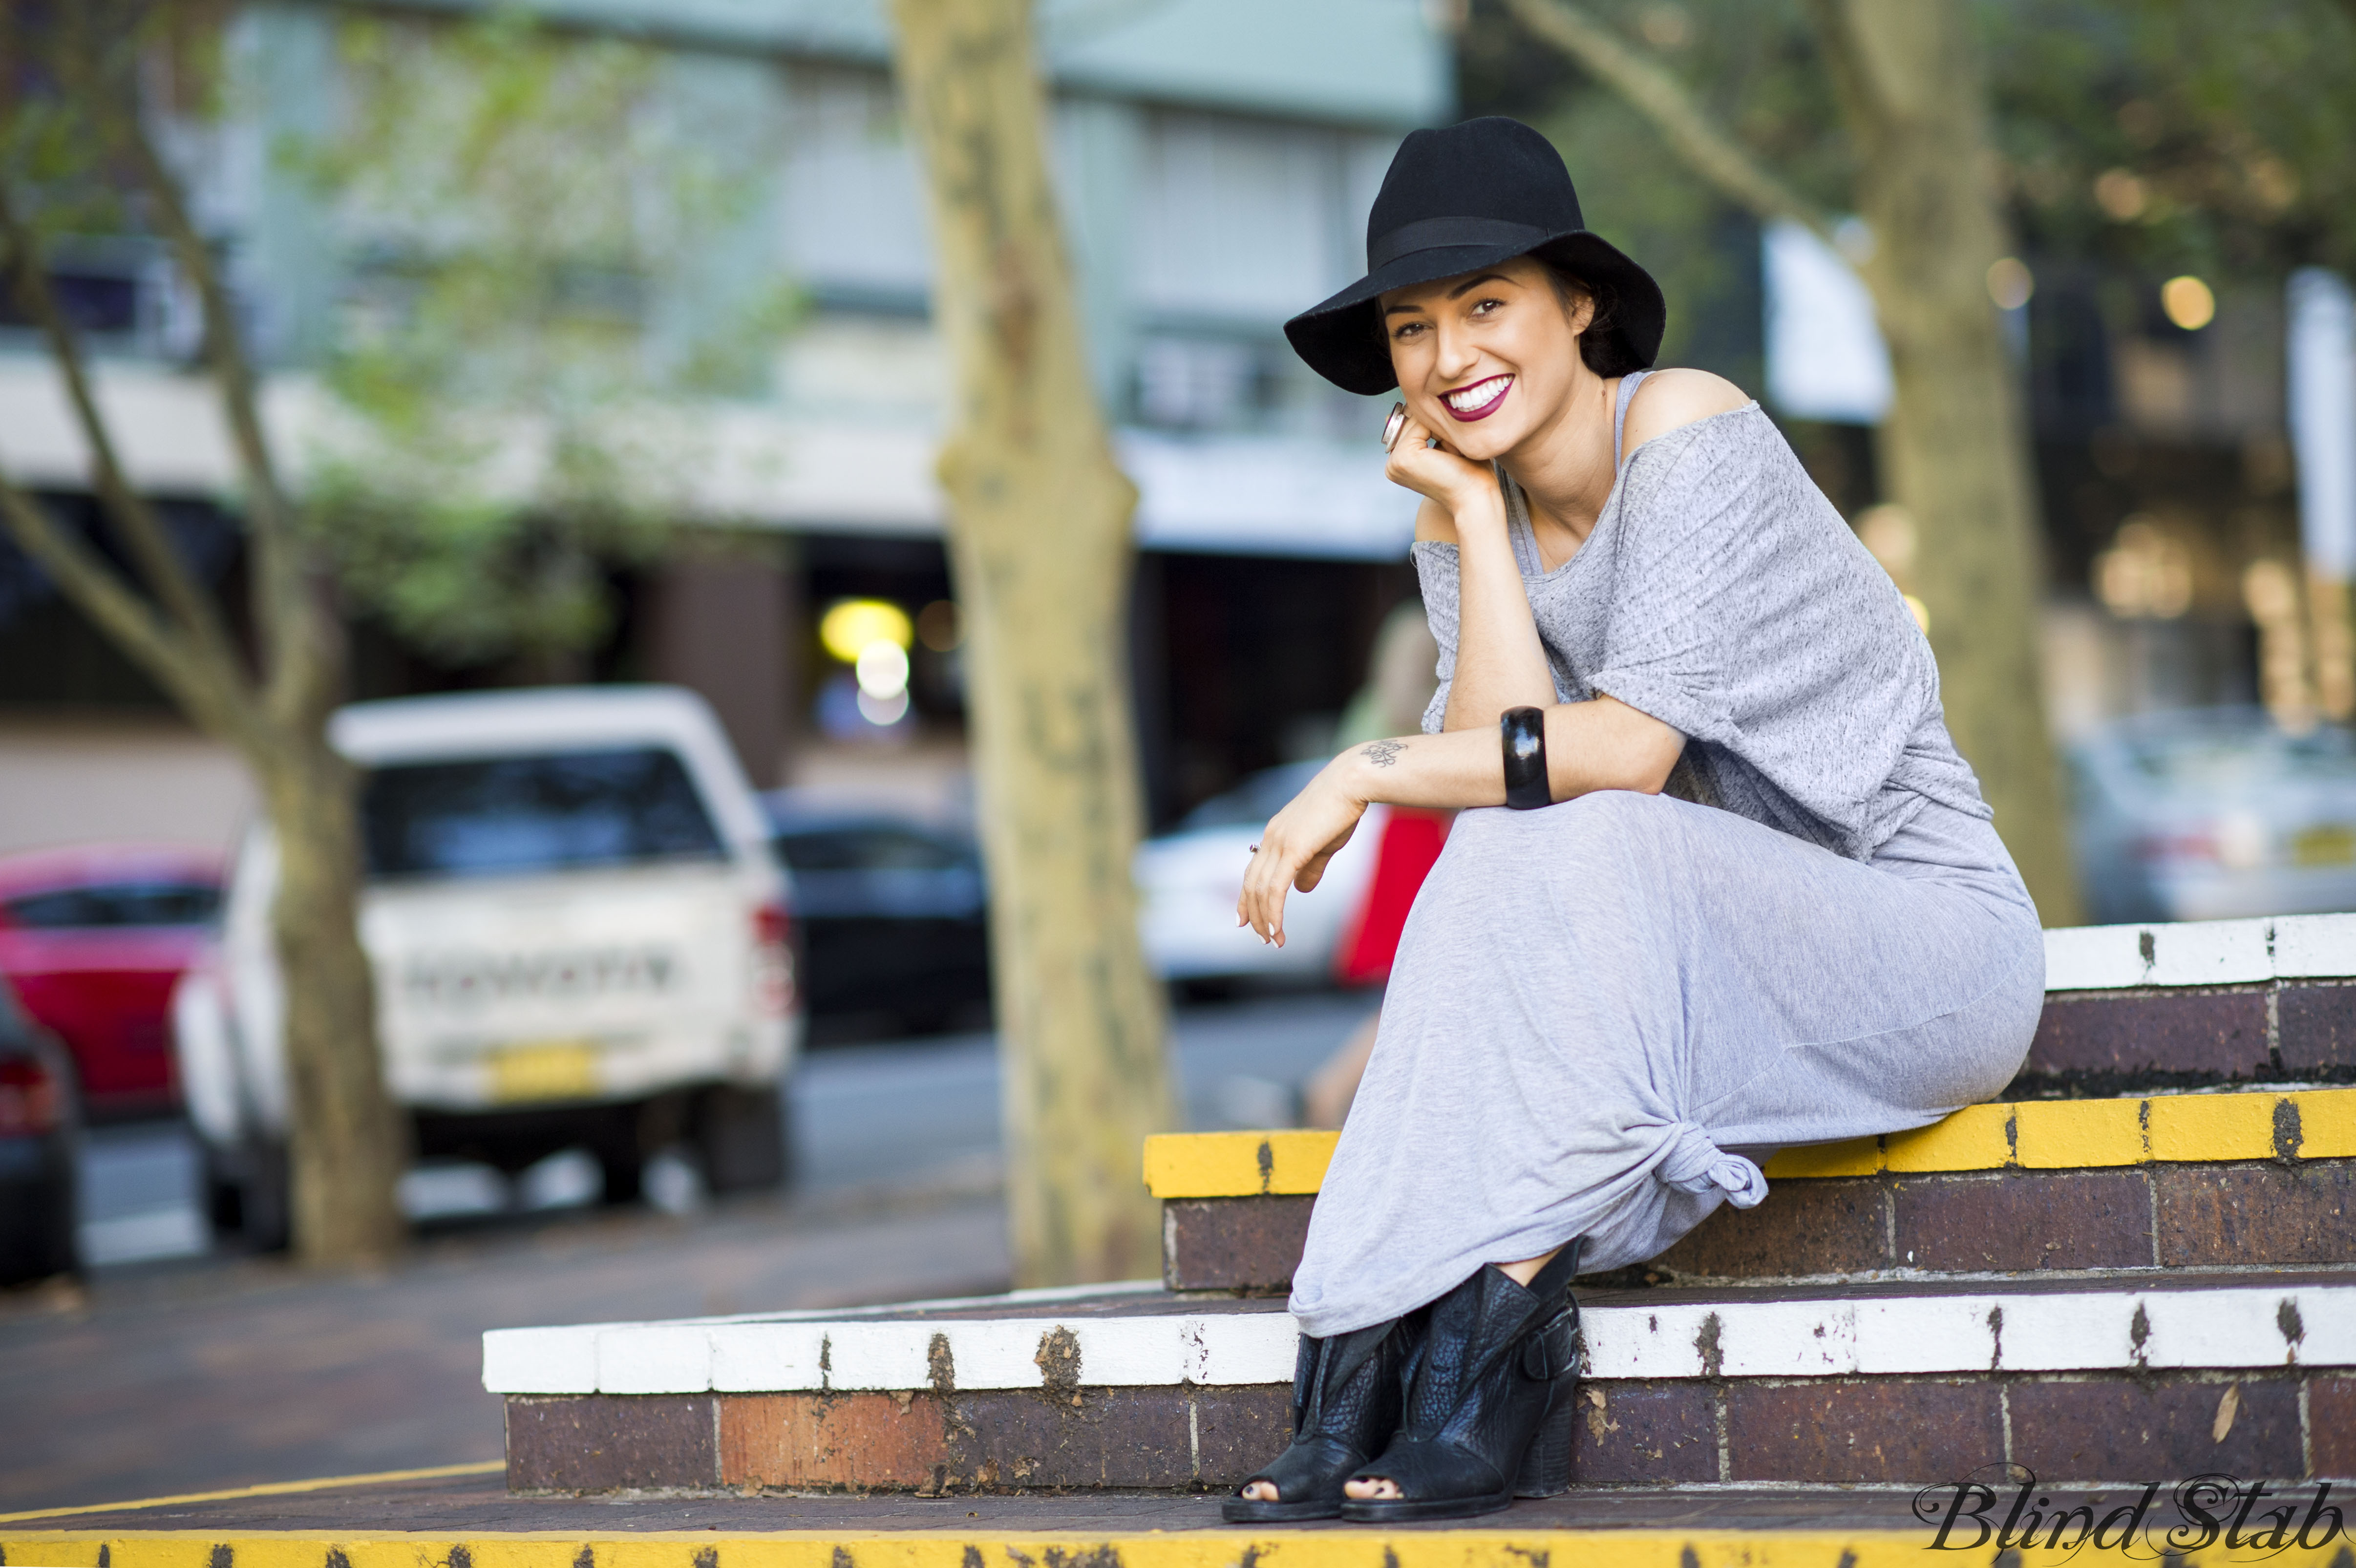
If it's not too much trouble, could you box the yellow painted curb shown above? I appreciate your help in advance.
[0,1465,505,1525]
[4,1530,2351,1568]
[1143,1087,2356,1197]
[1144,1129,1336,1196]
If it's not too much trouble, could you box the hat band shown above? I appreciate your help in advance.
[1367,216,1554,270]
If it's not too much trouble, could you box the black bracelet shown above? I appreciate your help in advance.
[1501,706,1551,809]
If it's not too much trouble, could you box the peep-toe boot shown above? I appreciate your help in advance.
[1337,1239,1584,1522]
[1223,1315,1411,1523]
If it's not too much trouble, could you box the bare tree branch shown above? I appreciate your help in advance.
[67,10,338,727]
[0,183,250,692]
[1500,0,1841,244]
[1792,0,1890,149]
[0,470,255,741]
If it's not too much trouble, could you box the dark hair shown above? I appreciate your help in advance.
[1540,258,1635,376]
[1369,254,1636,378]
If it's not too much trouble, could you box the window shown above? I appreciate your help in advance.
[362,748,725,880]
[3,883,221,929]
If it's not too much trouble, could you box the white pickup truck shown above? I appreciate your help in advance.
[172,685,801,1246]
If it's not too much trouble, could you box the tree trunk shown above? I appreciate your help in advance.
[885,0,1174,1285]
[256,728,407,1266]
[1834,0,2083,925]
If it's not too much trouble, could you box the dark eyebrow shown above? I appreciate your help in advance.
[1384,273,1513,317]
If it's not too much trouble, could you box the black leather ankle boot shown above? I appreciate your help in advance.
[1337,1238,1584,1521]
[1223,1314,1412,1522]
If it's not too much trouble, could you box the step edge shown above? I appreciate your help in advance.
[483,1281,2356,1394]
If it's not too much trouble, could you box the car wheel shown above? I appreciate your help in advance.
[0,1159,78,1286]
[696,1082,791,1194]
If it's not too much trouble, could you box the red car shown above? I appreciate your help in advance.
[0,846,223,1120]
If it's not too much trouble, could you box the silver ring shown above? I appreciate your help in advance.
[1381,403,1407,451]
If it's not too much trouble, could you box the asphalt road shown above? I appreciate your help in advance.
[2,989,1372,1512]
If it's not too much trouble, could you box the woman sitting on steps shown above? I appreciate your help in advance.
[1224,116,2046,1524]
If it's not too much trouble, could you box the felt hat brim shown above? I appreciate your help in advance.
[1282,229,1666,397]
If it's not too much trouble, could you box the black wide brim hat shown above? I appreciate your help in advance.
[1284,117,1667,397]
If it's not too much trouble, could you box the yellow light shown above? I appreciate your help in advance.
[1986,257,2034,311]
[1902,594,1931,635]
[2093,168,2148,221]
[2161,275,2215,331]
[818,599,913,664]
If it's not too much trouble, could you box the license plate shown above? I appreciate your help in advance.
[2293,825,2356,868]
[490,1040,601,1102]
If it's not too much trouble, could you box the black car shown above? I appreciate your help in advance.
[0,972,79,1285]
[762,798,993,1041]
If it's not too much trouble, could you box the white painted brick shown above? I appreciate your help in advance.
[2043,925,2157,991]
[1191,1314,1297,1386]
[948,1322,1053,1390]
[2273,913,2356,978]
[2148,919,2274,986]
[1071,1319,1190,1387]
[1582,1303,1714,1379]
[1716,1299,1858,1377]
[486,1284,2356,1400]
[2137,1288,2310,1370]
[823,1321,941,1389]
[709,1323,830,1392]
[1853,1295,1998,1376]
[596,1324,712,1394]
[2290,1288,2356,1366]
[2044,919,2276,990]
[481,1325,598,1394]
[1994,1293,2146,1372]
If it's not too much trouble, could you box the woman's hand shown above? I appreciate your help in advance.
[1236,761,1370,947]
[1384,407,1498,522]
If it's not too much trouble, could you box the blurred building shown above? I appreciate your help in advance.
[0,0,1453,850]
[1761,223,2355,746]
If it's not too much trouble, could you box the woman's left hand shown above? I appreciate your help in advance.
[1237,763,1369,947]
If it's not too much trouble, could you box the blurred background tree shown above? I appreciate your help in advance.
[0,0,802,1266]
[887,0,1175,1287]
[293,5,802,678]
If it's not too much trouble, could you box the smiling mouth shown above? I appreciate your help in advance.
[1442,375,1514,421]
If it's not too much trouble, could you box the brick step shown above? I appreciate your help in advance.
[1154,1084,2356,1291]
[485,1271,2356,1494]
[2032,914,2356,1089]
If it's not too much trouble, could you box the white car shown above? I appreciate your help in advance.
[173,686,801,1245]
[1136,761,1383,984]
[2071,705,2356,923]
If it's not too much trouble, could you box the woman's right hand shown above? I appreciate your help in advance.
[1384,407,1498,523]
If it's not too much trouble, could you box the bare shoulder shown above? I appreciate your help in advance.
[1412,494,1459,546]
[1621,368,1752,456]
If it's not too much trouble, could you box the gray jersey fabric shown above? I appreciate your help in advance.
[1287,375,2045,1338]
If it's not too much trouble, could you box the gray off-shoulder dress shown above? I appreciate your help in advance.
[1287,372,2047,1338]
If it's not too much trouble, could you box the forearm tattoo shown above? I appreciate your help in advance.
[1360,739,1406,767]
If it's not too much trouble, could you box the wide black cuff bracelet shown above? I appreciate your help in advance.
[1501,705,1551,810]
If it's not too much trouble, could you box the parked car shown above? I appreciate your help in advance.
[2070,705,2356,924]
[1136,761,1382,986]
[0,846,221,1121]
[0,972,80,1285]
[762,796,992,1039]
[173,686,803,1246]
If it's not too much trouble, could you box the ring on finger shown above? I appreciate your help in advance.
[1382,402,1407,452]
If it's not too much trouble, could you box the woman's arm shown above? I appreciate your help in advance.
[1236,696,1684,945]
[1392,418,1556,730]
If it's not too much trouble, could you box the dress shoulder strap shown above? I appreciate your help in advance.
[1612,368,1651,470]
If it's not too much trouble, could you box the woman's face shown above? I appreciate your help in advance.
[1379,256,1594,463]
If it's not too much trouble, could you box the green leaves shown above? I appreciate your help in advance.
[294,5,798,667]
